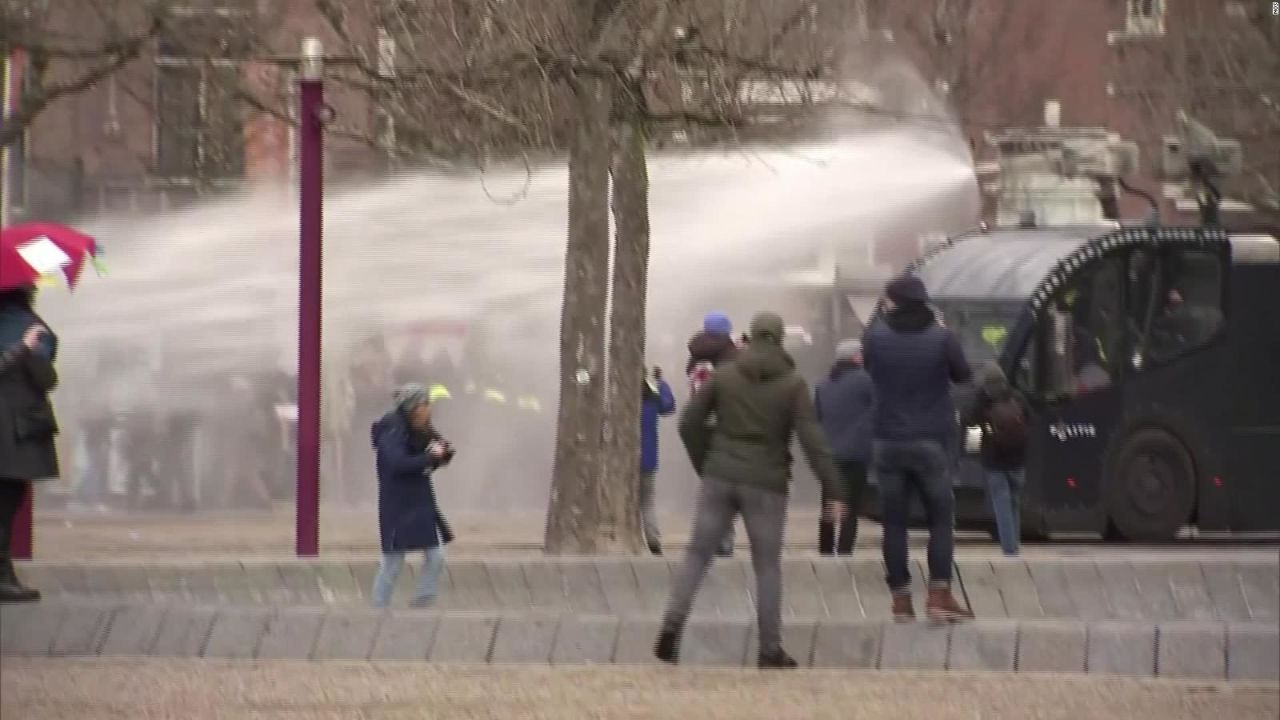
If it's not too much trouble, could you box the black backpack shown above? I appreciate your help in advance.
[987,394,1027,448]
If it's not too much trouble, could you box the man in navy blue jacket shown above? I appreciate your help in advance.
[863,275,973,623]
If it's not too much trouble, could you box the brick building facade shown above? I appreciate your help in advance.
[2,0,1272,225]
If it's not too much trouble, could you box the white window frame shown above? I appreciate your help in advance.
[151,4,250,184]
[1109,0,1165,42]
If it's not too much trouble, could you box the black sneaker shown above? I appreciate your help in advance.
[648,543,663,556]
[0,581,40,604]
[758,648,799,669]
[654,629,680,664]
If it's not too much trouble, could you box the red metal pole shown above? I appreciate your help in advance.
[295,40,324,557]
[11,484,32,560]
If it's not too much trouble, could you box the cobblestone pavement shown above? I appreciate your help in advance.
[3,658,1276,720]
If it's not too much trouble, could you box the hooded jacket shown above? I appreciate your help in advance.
[685,331,738,375]
[963,363,1030,470]
[679,312,842,501]
[0,291,60,482]
[863,302,971,444]
[371,411,455,552]
[814,360,875,463]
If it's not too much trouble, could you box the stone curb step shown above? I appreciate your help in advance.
[18,556,1278,623]
[2,601,1277,682]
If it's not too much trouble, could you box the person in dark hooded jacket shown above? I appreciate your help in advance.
[370,384,456,609]
[963,362,1030,556]
[814,339,875,555]
[684,311,738,376]
[863,275,973,624]
[0,286,59,603]
[656,311,843,670]
[684,311,740,556]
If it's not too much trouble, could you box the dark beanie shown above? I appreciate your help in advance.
[886,275,929,305]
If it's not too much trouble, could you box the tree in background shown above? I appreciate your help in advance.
[304,0,864,552]
[0,0,170,149]
[1109,0,1279,216]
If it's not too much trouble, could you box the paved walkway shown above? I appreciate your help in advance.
[3,600,1278,682]
[5,658,1276,720]
[9,537,1277,684]
[18,554,1280,622]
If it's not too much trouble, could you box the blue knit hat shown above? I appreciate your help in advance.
[703,311,732,336]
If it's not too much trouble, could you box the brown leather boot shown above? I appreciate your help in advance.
[891,591,915,623]
[926,583,973,623]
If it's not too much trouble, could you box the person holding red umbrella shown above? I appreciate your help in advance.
[0,284,59,602]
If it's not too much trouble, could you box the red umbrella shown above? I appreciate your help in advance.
[0,222,101,290]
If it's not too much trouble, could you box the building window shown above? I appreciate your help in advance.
[1124,0,1165,36]
[2,61,32,219]
[155,64,245,179]
[153,5,250,181]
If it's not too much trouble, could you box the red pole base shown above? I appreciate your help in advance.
[11,484,33,560]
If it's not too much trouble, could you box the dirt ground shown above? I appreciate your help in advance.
[2,658,1276,720]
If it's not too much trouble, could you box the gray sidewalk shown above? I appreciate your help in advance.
[2,600,1277,682]
[16,554,1279,623]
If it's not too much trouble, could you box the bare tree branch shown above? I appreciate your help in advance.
[1,12,165,147]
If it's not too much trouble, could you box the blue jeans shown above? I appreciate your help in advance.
[371,538,446,609]
[986,468,1025,555]
[873,439,955,592]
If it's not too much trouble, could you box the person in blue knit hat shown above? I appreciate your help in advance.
[684,311,740,556]
[684,312,737,376]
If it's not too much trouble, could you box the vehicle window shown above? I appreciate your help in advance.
[1147,249,1224,363]
[1040,256,1124,398]
[933,302,1022,367]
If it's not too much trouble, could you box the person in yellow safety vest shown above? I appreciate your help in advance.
[428,384,452,403]
[483,388,507,404]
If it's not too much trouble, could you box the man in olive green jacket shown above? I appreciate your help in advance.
[656,311,844,669]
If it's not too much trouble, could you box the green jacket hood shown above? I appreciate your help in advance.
[735,343,796,382]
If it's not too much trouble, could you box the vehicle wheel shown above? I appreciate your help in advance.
[1104,428,1196,542]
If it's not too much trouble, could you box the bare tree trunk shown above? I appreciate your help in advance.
[544,75,613,554]
[596,117,651,554]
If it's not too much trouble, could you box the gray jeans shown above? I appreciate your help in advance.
[662,476,788,654]
[640,471,661,547]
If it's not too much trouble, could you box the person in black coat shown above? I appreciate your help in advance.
[0,286,60,603]
[963,362,1031,556]
[814,339,875,555]
[369,383,456,609]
